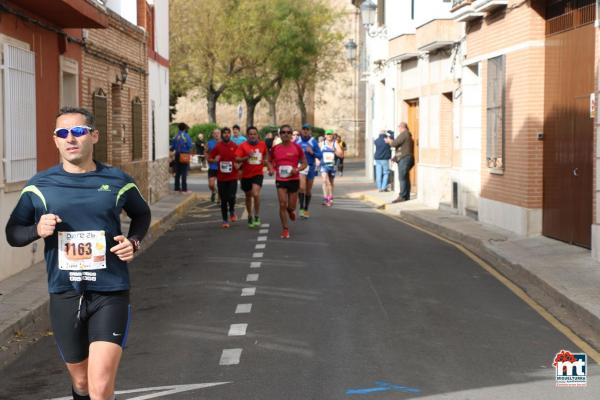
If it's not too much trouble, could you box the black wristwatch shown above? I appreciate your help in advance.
[130,238,142,253]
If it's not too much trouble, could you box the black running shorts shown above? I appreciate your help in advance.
[241,175,264,192]
[275,179,300,193]
[208,169,218,178]
[50,290,131,363]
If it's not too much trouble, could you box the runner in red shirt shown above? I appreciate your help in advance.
[208,127,239,228]
[235,126,268,228]
[267,124,307,239]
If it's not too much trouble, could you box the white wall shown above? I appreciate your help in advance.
[148,0,169,161]
[151,0,169,58]
[105,0,137,25]
[413,0,454,28]
[148,62,169,160]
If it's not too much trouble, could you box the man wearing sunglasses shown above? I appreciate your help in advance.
[267,124,307,239]
[5,107,151,400]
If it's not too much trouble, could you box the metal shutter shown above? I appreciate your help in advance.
[132,97,143,160]
[3,44,36,183]
[93,88,108,162]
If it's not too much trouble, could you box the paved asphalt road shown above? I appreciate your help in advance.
[1,164,599,399]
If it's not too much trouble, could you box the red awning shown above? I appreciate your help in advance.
[12,0,108,28]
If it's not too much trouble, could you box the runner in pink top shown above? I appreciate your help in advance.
[267,124,307,239]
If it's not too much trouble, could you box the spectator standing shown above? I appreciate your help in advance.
[387,122,414,203]
[195,133,206,168]
[170,123,192,193]
[374,130,392,192]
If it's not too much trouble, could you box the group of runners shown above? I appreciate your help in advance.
[206,123,345,239]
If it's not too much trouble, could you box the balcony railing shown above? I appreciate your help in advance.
[546,3,596,35]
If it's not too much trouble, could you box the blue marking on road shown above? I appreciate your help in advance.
[346,381,421,396]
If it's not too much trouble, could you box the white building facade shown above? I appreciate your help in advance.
[358,0,481,218]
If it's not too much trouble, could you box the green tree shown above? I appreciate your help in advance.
[170,0,243,123]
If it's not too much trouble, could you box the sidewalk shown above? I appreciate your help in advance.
[0,192,202,368]
[348,189,600,352]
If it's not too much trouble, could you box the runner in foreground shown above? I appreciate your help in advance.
[208,127,239,228]
[319,129,344,207]
[206,128,221,202]
[296,124,322,219]
[267,124,307,239]
[5,107,151,400]
[235,126,268,228]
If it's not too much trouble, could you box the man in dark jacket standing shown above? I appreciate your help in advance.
[373,130,392,192]
[386,122,414,203]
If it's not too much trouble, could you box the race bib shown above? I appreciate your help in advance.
[278,165,293,178]
[323,152,335,165]
[58,231,107,271]
[220,161,233,173]
[249,151,263,165]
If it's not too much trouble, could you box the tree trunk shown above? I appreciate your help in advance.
[207,90,219,124]
[295,80,307,125]
[267,98,277,126]
[245,97,260,128]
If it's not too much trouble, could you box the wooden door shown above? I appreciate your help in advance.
[543,20,594,248]
[406,99,419,195]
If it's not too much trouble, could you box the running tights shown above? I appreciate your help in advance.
[218,180,237,221]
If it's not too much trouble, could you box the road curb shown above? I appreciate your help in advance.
[351,191,600,350]
[142,193,202,249]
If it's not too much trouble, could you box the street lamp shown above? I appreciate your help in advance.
[360,0,376,26]
[360,0,386,38]
[344,38,358,65]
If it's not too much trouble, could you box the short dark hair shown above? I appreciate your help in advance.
[247,126,257,133]
[222,127,231,134]
[57,107,95,129]
[232,124,240,130]
[178,122,189,131]
[280,124,292,131]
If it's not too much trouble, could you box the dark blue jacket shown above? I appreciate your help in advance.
[374,134,391,160]
[9,163,149,293]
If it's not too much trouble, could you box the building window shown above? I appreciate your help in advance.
[92,88,108,163]
[2,43,37,183]
[486,55,505,172]
[132,97,143,160]
[60,56,78,108]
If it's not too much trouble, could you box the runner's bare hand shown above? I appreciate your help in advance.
[111,235,134,262]
[36,214,62,238]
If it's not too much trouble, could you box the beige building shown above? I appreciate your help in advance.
[358,0,600,256]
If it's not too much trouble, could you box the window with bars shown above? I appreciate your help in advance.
[132,97,143,160]
[486,55,505,172]
[93,88,108,163]
[2,43,37,183]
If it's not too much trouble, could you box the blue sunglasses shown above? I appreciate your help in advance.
[53,126,92,139]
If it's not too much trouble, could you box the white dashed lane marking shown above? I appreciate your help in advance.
[241,287,256,296]
[257,236,268,241]
[252,252,264,258]
[228,324,248,336]
[220,349,242,365]
[250,262,261,268]
[246,273,259,282]
[259,229,269,234]
[235,303,252,314]
[260,224,270,228]
[255,244,266,250]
